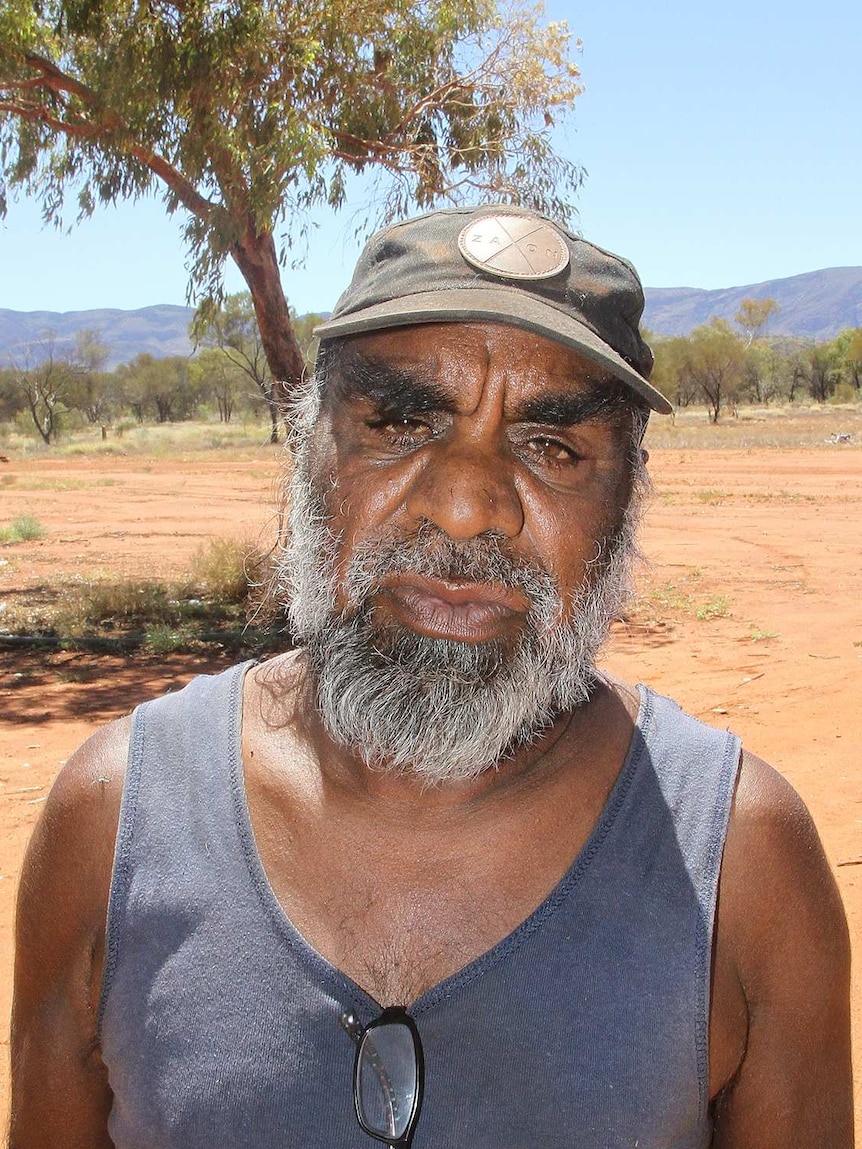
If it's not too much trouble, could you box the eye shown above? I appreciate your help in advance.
[368,415,434,450]
[522,434,580,466]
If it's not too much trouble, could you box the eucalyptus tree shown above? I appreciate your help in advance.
[1,0,583,402]
[196,292,327,440]
[683,319,746,423]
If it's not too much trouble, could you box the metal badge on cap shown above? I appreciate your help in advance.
[457,214,570,281]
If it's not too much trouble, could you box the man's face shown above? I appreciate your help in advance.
[284,322,644,783]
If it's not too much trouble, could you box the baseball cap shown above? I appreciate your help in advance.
[314,204,672,415]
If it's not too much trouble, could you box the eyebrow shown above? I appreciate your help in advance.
[333,352,456,417]
[332,347,626,428]
[514,382,627,428]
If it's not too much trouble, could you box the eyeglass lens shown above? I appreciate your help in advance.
[356,1021,419,1140]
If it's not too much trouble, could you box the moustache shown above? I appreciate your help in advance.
[342,526,558,605]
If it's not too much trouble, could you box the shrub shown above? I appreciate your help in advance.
[143,623,199,654]
[830,381,857,405]
[190,537,265,604]
[0,514,46,543]
[55,580,181,635]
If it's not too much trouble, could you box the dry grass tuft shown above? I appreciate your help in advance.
[0,514,46,544]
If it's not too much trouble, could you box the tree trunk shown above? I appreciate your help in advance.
[230,228,306,413]
[27,397,53,444]
[267,398,279,444]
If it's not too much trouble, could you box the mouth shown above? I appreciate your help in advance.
[375,574,531,643]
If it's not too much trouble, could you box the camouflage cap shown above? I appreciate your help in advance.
[314,204,671,415]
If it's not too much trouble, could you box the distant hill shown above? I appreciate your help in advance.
[0,304,196,369]
[643,267,862,341]
[2,267,861,366]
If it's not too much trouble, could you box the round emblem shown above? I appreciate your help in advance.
[457,215,570,280]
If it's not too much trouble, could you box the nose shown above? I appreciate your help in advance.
[405,439,524,541]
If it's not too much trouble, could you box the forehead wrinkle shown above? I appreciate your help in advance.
[331,348,455,415]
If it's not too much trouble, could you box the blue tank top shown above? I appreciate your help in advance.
[99,662,740,1148]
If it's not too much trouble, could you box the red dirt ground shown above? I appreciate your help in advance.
[1,443,860,1131]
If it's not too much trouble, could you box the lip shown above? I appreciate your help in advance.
[377,574,530,642]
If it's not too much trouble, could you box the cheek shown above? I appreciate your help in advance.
[306,426,417,569]
[515,464,633,591]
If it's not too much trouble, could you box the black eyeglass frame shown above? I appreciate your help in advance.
[350,1006,425,1149]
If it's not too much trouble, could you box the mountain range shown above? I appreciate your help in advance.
[643,266,862,341]
[1,267,860,368]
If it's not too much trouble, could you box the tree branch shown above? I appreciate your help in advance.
[0,98,95,139]
[21,50,100,106]
[125,142,221,221]
[0,110,219,224]
[4,53,220,223]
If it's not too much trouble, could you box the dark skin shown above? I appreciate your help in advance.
[10,323,853,1147]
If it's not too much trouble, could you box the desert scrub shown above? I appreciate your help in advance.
[695,595,731,621]
[190,537,267,605]
[54,580,182,636]
[0,514,46,544]
[143,623,202,654]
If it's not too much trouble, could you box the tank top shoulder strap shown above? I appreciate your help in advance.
[629,683,742,1111]
[98,661,253,1029]
[635,684,742,895]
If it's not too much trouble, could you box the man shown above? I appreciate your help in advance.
[10,206,852,1147]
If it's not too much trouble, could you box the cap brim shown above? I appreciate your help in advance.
[314,287,672,415]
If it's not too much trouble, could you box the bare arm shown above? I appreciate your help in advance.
[712,751,853,1148]
[9,717,131,1148]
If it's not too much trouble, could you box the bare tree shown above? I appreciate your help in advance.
[9,334,74,443]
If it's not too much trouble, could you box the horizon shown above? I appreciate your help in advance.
[2,262,861,318]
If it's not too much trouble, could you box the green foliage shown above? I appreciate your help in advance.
[63,327,115,423]
[115,353,203,422]
[830,380,856,404]
[805,342,842,403]
[0,0,584,387]
[0,366,26,419]
[650,336,696,407]
[681,319,746,423]
[189,347,243,424]
[193,293,329,438]
[826,327,862,393]
[193,291,279,437]
[734,297,779,345]
[5,337,74,443]
[0,513,46,543]
[650,316,862,415]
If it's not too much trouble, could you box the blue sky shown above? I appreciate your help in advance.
[1,0,859,313]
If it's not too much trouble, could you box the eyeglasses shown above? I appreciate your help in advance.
[340,1007,424,1149]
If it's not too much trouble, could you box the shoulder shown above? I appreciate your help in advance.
[717,748,849,1022]
[721,749,848,968]
[11,717,132,1144]
[12,716,132,1116]
[709,751,852,1143]
[17,715,132,965]
[30,714,131,851]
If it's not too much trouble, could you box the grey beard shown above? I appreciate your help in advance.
[281,451,641,786]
